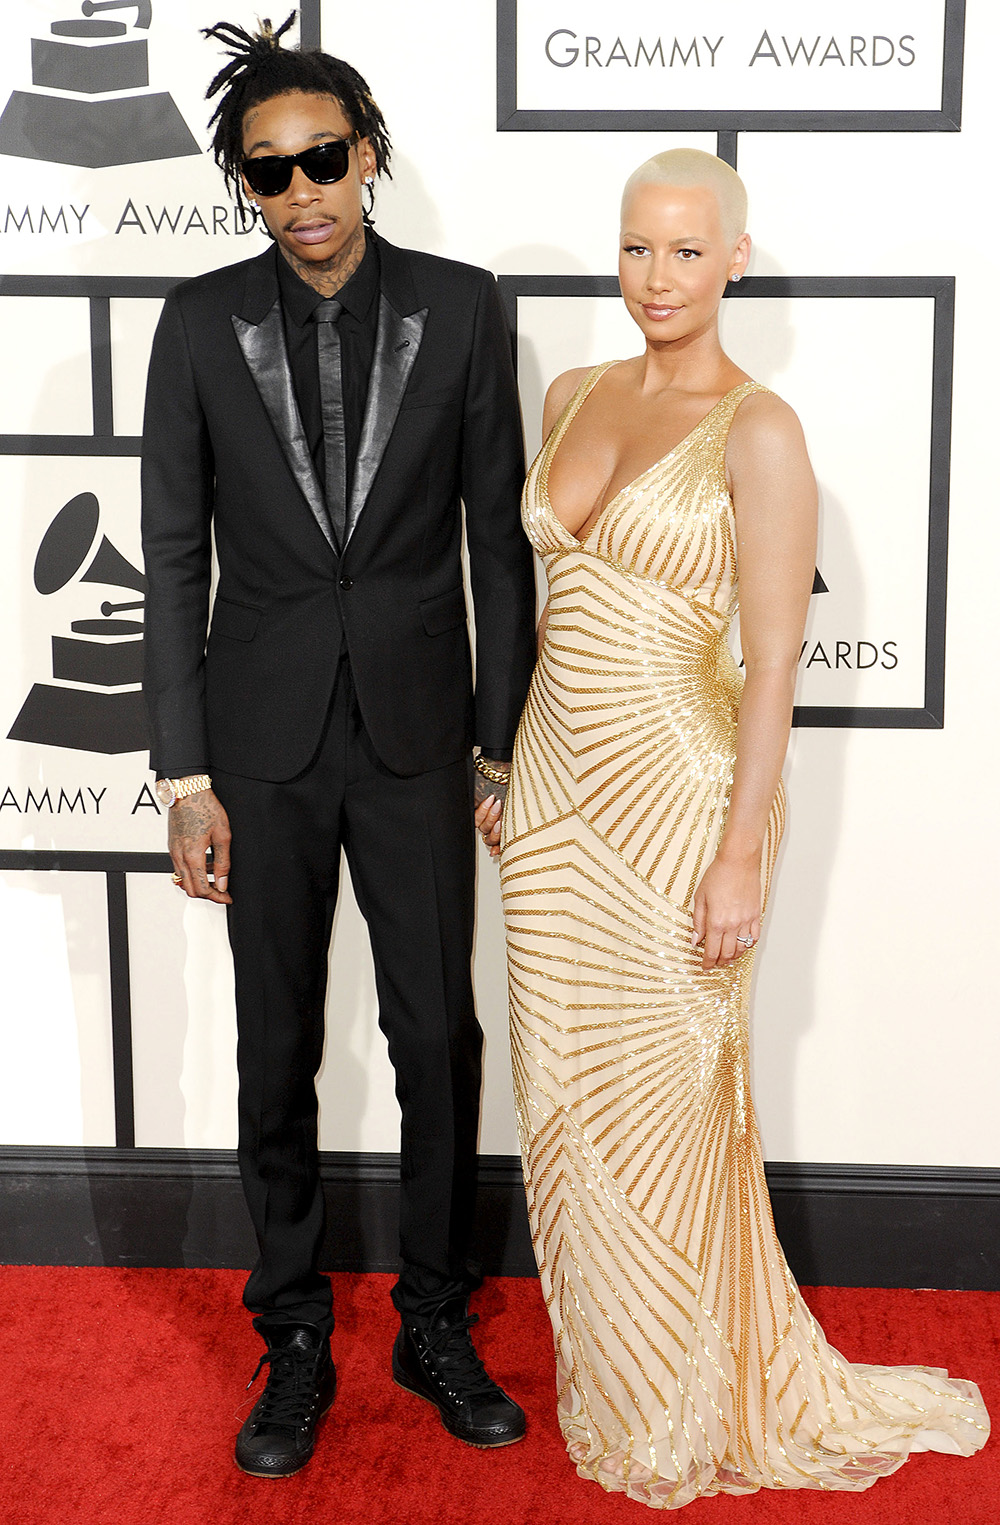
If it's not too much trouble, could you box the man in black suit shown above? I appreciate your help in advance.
[141,20,535,1477]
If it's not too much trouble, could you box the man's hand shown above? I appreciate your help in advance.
[168,788,232,904]
[473,759,509,860]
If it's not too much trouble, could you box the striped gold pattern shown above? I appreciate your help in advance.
[501,365,988,1507]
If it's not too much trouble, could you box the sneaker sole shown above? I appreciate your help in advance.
[235,1458,311,1479]
[392,1372,526,1449]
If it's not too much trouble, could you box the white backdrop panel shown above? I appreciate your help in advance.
[127,873,238,1151]
[0,295,92,433]
[0,869,114,1144]
[0,454,162,850]
[110,298,164,438]
[514,2,948,114]
[0,1,296,278]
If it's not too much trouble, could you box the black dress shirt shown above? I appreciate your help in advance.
[277,234,380,498]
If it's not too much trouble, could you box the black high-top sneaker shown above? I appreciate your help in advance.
[392,1296,526,1448]
[235,1318,337,1477]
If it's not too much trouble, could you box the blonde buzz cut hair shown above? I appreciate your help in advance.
[622,148,748,244]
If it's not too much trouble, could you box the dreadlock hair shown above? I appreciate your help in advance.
[202,12,392,225]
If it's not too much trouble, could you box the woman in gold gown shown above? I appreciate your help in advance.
[477,150,989,1507]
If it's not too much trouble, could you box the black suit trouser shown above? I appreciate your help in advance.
[213,663,482,1332]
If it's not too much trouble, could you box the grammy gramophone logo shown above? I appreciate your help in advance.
[0,1,200,168]
[8,491,149,755]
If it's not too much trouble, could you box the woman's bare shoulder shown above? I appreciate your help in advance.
[726,387,816,519]
[727,388,809,469]
[542,366,594,438]
[545,366,593,413]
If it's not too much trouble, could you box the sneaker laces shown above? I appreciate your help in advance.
[246,1344,325,1432]
[420,1310,501,1398]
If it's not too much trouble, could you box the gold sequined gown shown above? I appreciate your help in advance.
[500,365,988,1508]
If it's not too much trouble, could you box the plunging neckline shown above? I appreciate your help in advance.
[541,362,752,548]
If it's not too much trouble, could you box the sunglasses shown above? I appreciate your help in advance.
[242,132,361,198]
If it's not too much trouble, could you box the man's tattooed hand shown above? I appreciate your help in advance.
[168,787,233,904]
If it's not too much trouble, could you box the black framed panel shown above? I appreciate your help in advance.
[499,273,953,731]
[0,274,180,457]
[498,0,965,133]
[300,0,322,50]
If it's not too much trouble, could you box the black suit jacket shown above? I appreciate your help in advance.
[141,236,536,781]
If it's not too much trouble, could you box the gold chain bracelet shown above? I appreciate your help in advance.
[474,754,511,785]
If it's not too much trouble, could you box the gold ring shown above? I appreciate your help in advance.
[171,871,183,885]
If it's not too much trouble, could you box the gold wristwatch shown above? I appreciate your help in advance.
[155,774,212,808]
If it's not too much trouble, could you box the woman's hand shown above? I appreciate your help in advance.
[473,759,509,859]
[474,793,503,857]
[691,851,761,970]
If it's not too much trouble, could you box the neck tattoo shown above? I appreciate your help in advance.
[283,223,366,297]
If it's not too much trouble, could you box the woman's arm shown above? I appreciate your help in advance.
[474,369,585,857]
[530,375,581,654]
[536,598,549,656]
[692,392,817,970]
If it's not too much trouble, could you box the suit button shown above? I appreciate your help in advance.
[339,577,353,590]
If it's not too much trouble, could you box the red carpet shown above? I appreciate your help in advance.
[1,1268,995,1524]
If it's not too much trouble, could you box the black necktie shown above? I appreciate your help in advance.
[311,298,346,551]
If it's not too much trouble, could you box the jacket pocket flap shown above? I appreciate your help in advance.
[420,586,467,636]
[399,384,464,412]
[210,597,260,642]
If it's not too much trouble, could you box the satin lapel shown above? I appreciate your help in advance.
[345,295,427,545]
[231,301,336,552]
